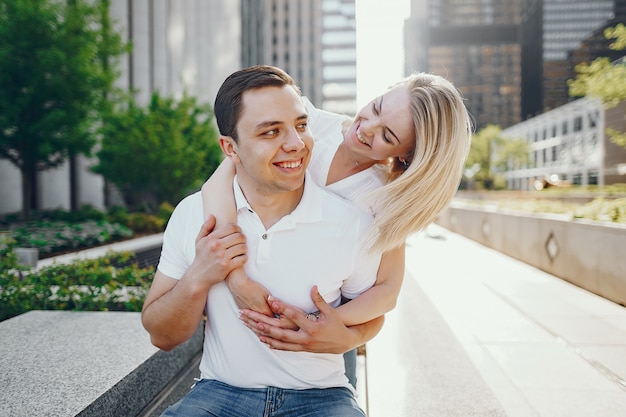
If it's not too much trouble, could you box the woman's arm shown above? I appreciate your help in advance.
[334,244,405,326]
[201,158,237,224]
[238,245,406,352]
[240,286,385,354]
[201,159,273,315]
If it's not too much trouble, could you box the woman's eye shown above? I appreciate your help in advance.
[372,102,379,115]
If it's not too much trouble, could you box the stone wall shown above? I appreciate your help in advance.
[436,203,626,306]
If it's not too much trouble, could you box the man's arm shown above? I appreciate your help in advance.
[239,286,384,354]
[142,215,247,351]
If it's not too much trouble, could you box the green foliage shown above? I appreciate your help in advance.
[0,240,25,273]
[606,128,626,148]
[573,198,626,223]
[465,125,504,189]
[0,0,128,219]
[568,24,626,150]
[606,23,626,51]
[0,250,153,322]
[494,137,531,172]
[157,202,175,225]
[568,57,626,106]
[126,212,164,234]
[466,193,626,224]
[8,219,133,255]
[105,205,129,226]
[94,91,222,212]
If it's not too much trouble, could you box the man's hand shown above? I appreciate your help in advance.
[190,214,248,286]
[239,286,366,354]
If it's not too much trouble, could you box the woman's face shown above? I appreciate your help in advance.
[345,86,415,163]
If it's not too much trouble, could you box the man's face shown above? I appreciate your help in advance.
[222,85,313,197]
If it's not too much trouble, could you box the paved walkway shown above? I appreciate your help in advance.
[365,224,626,417]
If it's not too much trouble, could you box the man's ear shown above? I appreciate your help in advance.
[219,136,240,163]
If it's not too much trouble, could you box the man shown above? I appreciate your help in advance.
[141,65,381,416]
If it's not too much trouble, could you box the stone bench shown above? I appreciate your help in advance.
[0,310,201,417]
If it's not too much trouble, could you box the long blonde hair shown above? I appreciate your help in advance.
[360,73,473,253]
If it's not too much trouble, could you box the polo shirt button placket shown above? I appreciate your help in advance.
[258,232,270,262]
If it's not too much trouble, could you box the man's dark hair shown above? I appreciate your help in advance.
[214,65,300,141]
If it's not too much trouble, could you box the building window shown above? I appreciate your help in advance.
[574,116,582,132]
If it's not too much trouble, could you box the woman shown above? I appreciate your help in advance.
[201,71,472,355]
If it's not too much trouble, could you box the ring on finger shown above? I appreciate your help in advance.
[305,311,321,321]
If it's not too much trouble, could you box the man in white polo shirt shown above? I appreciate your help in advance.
[141,65,381,416]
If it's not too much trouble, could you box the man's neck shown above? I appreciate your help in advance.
[237,181,305,230]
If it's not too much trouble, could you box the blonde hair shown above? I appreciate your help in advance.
[360,73,473,253]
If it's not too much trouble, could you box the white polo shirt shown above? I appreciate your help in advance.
[157,174,381,390]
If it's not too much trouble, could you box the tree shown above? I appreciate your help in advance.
[568,23,626,149]
[494,136,531,173]
[0,0,126,219]
[93,92,223,212]
[465,125,502,189]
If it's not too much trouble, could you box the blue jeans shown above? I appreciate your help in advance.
[161,379,365,417]
[343,348,357,388]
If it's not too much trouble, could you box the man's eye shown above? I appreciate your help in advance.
[297,122,308,131]
[263,129,278,136]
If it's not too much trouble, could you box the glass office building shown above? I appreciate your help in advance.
[405,0,543,129]
[543,0,626,110]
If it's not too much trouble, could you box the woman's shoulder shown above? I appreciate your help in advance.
[303,97,351,143]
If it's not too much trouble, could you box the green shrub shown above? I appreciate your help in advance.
[128,213,165,233]
[574,198,626,223]
[460,193,626,224]
[127,212,165,233]
[8,220,133,255]
[106,205,129,225]
[157,201,175,225]
[0,250,154,322]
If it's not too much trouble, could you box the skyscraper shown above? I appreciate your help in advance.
[543,0,626,110]
[241,0,324,105]
[321,0,357,114]
[404,0,543,129]
[241,0,358,112]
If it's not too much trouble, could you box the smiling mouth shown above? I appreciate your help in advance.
[356,128,369,147]
[275,159,303,169]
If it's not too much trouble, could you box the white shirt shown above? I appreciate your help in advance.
[157,174,381,391]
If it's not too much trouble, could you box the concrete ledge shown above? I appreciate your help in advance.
[365,273,507,417]
[0,311,202,417]
[36,233,164,270]
[437,203,626,306]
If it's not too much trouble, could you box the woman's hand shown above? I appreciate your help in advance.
[239,302,299,332]
[238,286,363,353]
[226,268,273,316]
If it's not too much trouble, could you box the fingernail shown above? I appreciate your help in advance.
[268,295,275,301]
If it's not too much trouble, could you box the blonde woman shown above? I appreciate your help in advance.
[201,71,472,370]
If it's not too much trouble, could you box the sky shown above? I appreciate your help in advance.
[355,0,411,109]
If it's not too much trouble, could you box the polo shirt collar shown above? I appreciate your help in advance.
[233,172,323,225]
